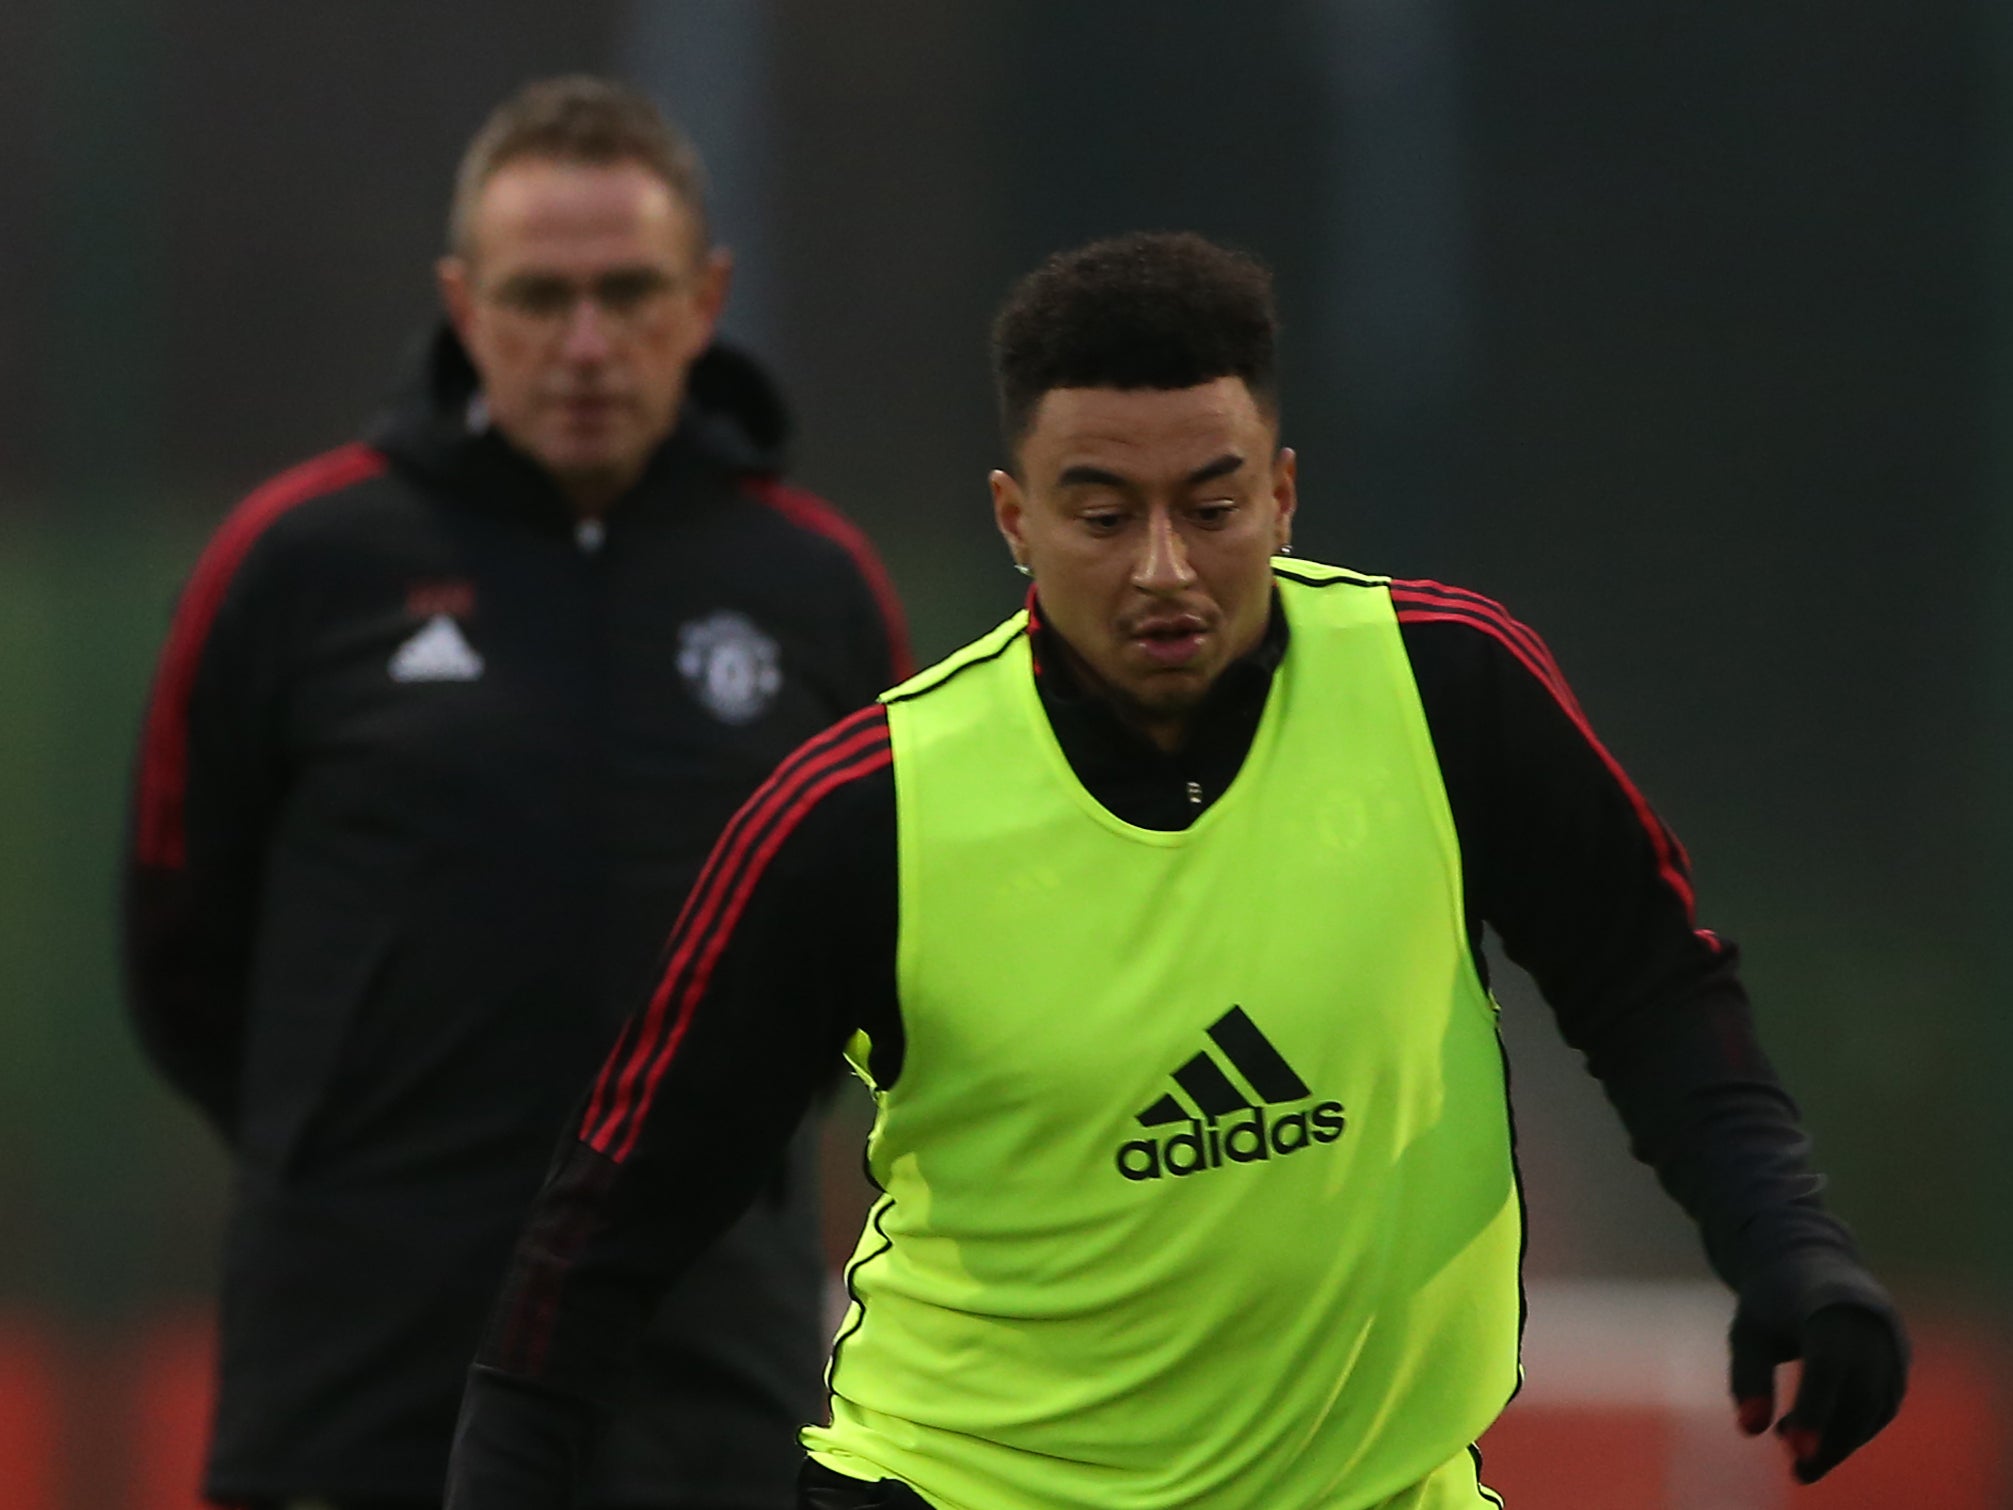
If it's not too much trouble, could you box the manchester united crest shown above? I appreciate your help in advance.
[677,610,782,725]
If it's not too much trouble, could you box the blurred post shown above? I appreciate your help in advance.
[46,0,165,503]
[620,0,779,359]
[1302,0,1472,572]
[35,0,170,1338]
[1983,0,2013,1320]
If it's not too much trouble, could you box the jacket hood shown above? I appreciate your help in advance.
[367,323,793,497]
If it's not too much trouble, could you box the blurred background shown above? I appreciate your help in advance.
[2,1,2009,1505]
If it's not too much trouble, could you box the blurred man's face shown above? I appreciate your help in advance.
[438,156,728,514]
[992,377,1296,750]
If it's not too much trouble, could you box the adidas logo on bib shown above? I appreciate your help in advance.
[390,613,485,683]
[1116,1006,1345,1182]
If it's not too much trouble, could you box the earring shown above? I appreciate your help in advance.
[1277,543,1293,557]
[1013,561,1033,577]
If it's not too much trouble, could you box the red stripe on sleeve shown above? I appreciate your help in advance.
[579,705,886,1143]
[581,708,891,1156]
[134,443,388,869]
[611,739,892,1163]
[579,707,884,1143]
[1390,586,1720,950]
[741,475,914,681]
[1392,578,1586,721]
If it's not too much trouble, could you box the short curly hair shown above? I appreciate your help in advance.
[991,231,1278,452]
[449,75,710,258]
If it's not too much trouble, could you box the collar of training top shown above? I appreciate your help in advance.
[1025,588,1289,775]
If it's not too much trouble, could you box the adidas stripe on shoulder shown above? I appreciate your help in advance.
[135,443,389,870]
[1390,578,1719,952]
[580,706,893,1162]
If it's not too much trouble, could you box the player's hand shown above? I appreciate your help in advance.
[1728,1250,1908,1484]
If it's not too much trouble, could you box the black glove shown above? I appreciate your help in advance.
[1728,1248,1908,1483]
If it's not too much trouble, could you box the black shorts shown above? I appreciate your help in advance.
[797,1458,933,1509]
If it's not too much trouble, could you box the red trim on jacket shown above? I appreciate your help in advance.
[740,475,914,681]
[1390,579,1720,951]
[582,707,894,1160]
[134,443,388,870]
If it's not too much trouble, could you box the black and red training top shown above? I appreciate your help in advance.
[445,573,1867,1510]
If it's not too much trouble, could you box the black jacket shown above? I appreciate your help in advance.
[123,328,910,1507]
[444,577,1878,1507]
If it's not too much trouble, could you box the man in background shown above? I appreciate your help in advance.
[124,75,909,1510]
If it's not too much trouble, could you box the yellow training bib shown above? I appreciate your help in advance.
[805,562,1521,1510]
